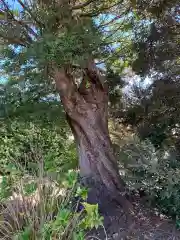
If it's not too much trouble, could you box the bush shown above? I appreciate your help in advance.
[116,136,180,220]
[0,120,78,177]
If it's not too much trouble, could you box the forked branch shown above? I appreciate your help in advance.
[17,0,44,28]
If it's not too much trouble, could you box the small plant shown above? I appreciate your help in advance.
[14,227,32,240]
[23,182,38,196]
[41,171,103,239]
[81,203,104,229]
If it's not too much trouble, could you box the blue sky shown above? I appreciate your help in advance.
[0,77,7,84]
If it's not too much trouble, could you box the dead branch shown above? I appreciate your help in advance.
[0,33,27,46]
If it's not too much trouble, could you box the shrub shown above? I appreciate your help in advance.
[116,136,180,220]
[0,120,78,177]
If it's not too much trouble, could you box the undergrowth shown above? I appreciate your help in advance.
[0,162,104,240]
[116,136,180,222]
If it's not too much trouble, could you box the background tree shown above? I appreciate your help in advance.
[118,0,180,148]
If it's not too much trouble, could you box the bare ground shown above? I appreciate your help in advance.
[88,198,180,240]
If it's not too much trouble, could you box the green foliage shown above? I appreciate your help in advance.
[0,116,78,176]
[23,182,38,196]
[81,203,104,229]
[114,0,180,151]
[0,168,103,240]
[15,227,32,240]
[0,176,12,200]
[42,201,103,239]
[117,136,180,219]
[75,186,88,201]
[35,20,103,67]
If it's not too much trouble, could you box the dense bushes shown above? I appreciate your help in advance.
[0,119,78,177]
[117,136,180,220]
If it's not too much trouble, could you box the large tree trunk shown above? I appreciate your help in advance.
[54,63,132,212]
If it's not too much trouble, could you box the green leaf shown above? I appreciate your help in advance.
[75,186,88,200]
[23,182,37,196]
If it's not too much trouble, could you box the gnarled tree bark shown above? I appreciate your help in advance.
[54,62,132,212]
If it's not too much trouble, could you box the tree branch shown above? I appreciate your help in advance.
[17,0,44,28]
[1,0,14,19]
[98,7,131,32]
[53,66,78,98]
[19,20,38,39]
[98,16,120,29]
[0,33,27,46]
[1,0,38,42]
[72,0,95,10]
[80,1,122,17]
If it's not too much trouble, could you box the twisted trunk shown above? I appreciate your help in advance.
[54,64,132,212]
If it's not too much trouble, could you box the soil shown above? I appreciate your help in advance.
[87,196,180,240]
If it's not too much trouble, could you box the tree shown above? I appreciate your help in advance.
[118,0,180,148]
[0,0,133,211]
